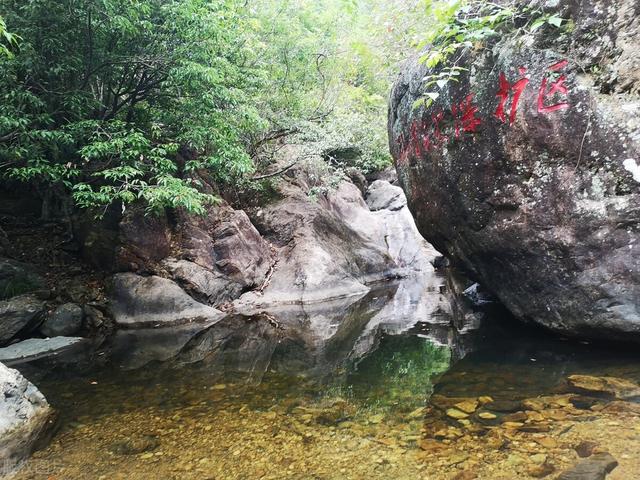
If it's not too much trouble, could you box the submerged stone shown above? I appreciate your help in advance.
[567,375,640,400]
[446,408,469,420]
[557,452,618,480]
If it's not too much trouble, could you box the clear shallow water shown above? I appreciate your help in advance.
[10,278,640,480]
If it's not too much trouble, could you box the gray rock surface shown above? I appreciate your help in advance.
[172,203,272,299]
[0,337,86,364]
[0,294,45,346]
[238,177,399,307]
[237,170,439,308]
[0,362,54,474]
[388,0,640,340]
[365,180,440,273]
[162,258,241,306]
[557,452,618,480]
[40,303,83,337]
[107,273,225,328]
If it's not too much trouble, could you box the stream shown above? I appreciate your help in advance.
[9,274,640,480]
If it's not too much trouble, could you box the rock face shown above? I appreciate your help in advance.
[0,295,45,346]
[107,273,225,328]
[40,303,84,337]
[0,362,54,474]
[0,337,86,364]
[388,0,640,340]
[77,196,271,308]
[236,168,435,307]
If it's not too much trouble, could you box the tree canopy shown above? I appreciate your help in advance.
[0,0,435,215]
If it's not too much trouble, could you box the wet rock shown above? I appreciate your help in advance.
[0,258,45,300]
[502,411,528,423]
[163,258,240,306]
[600,401,640,415]
[107,273,225,328]
[462,283,494,307]
[518,424,551,433]
[418,438,447,453]
[484,400,522,413]
[430,395,475,411]
[478,412,497,420]
[388,0,640,341]
[0,294,45,346]
[314,399,356,425]
[0,337,86,364]
[575,441,599,458]
[567,375,640,400]
[502,421,525,429]
[528,461,555,478]
[40,302,83,337]
[557,452,618,480]
[570,396,602,410]
[451,470,477,480]
[83,304,106,330]
[534,437,558,449]
[454,399,479,414]
[0,362,54,474]
[523,399,546,412]
[446,408,469,420]
[526,410,545,422]
[110,434,160,455]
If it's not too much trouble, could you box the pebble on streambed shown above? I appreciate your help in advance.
[11,374,640,480]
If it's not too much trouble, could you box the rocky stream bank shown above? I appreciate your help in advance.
[0,160,475,476]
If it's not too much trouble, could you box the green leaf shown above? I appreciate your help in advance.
[530,17,546,32]
[547,15,564,27]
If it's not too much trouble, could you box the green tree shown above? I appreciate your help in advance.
[0,0,260,215]
[0,0,438,216]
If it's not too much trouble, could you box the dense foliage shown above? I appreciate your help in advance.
[0,0,433,215]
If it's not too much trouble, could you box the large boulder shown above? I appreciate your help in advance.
[0,337,86,365]
[389,0,640,340]
[107,273,225,328]
[75,196,271,306]
[0,295,46,346]
[0,362,54,474]
[365,180,440,273]
[74,205,171,272]
[172,205,272,301]
[162,258,241,306]
[39,302,84,337]
[237,168,406,307]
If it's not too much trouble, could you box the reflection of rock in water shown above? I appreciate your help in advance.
[134,267,483,386]
[173,287,396,385]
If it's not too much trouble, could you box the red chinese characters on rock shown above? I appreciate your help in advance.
[431,110,449,146]
[395,59,571,163]
[453,94,482,137]
[494,67,530,124]
[538,60,570,113]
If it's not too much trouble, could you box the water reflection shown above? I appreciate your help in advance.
[11,270,640,480]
